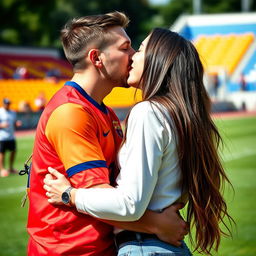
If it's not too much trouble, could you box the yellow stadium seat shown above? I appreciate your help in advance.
[0,80,142,111]
[194,33,255,75]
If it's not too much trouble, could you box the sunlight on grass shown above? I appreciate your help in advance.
[0,116,255,255]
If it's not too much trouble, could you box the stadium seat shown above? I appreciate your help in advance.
[0,54,72,79]
[0,80,142,111]
[194,33,255,75]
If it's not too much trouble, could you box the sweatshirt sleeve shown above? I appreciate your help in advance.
[75,102,166,221]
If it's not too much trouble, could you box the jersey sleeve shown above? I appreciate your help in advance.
[45,103,110,188]
[75,101,167,220]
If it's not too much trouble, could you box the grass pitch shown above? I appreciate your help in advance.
[0,116,255,256]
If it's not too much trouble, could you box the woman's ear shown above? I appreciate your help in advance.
[88,49,103,68]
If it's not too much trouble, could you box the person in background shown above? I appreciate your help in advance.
[34,92,46,112]
[27,12,188,256]
[13,66,29,79]
[0,98,22,177]
[0,67,3,79]
[44,28,234,255]
[18,100,32,113]
[212,73,220,99]
[44,68,61,83]
[240,72,247,91]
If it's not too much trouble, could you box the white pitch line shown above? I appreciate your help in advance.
[0,186,26,196]
[223,149,256,162]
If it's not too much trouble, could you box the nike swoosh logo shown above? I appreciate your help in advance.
[103,130,110,137]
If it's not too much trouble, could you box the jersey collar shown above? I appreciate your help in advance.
[64,81,108,114]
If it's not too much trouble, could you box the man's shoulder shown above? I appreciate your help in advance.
[52,102,94,120]
[46,103,96,133]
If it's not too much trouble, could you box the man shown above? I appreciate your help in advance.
[0,98,22,177]
[27,11,187,255]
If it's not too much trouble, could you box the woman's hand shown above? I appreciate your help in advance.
[43,167,72,205]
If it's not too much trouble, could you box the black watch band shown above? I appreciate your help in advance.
[61,187,74,205]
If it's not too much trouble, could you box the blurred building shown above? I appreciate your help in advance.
[171,12,256,111]
[1,12,256,125]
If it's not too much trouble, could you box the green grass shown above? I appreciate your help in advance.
[0,136,32,256]
[0,116,256,256]
[185,116,256,255]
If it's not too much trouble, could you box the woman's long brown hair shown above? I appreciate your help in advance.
[125,28,234,254]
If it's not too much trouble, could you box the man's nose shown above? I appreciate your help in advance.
[129,47,136,57]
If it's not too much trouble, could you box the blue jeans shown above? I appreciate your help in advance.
[117,238,193,256]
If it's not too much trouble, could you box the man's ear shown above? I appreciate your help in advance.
[88,49,103,68]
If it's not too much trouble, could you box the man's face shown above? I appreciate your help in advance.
[100,26,135,88]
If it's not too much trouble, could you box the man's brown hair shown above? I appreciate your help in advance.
[61,11,130,71]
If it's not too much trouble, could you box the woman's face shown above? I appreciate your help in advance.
[127,36,150,88]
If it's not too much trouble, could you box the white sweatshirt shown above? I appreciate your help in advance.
[75,101,185,221]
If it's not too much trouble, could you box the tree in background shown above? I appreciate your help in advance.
[0,0,156,49]
[1,0,256,50]
[1,0,57,46]
[158,0,256,28]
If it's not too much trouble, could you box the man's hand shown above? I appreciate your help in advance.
[154,203,189,246]
[104,203,190,247]
[1,121,9,128]
[43,167,72,205]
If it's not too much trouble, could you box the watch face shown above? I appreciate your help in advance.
[62,192,70,204]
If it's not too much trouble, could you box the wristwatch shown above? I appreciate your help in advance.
[61,187,74,205]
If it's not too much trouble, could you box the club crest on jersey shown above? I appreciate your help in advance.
[113,120,123,138]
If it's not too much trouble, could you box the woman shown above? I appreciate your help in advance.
[44,28,233,255]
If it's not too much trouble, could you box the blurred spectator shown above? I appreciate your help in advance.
[0,98,22,177]
[240,72,247,91]
[34,92,46,111]
[13,66,29,79]
[18,100,32,113]
[45,68,61,83]
[212,73,220,98]
[0,67,3,79]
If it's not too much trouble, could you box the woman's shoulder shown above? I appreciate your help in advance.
[129,101,168,125]
[130,101,161,115]
[129,101,155,120]
[132,101,151,110]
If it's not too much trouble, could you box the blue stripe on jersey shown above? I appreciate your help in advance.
[64,81,108,114]
[67,160,108,177]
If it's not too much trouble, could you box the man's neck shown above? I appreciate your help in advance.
[71,72,113,105]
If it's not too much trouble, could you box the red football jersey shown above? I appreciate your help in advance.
[27,81,123,255]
